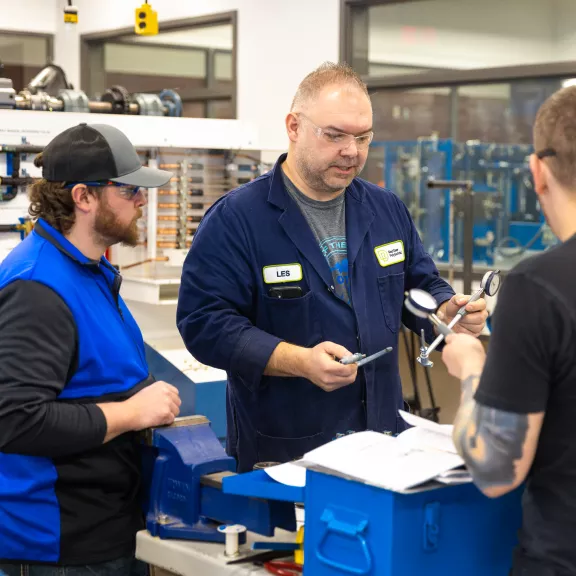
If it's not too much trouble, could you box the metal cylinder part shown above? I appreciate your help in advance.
[0,78,16,109]
[133,93,164,116]
[14,92,63,111]
[58,89,90,113]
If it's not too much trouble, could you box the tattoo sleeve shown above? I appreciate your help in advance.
[453,375,529,491]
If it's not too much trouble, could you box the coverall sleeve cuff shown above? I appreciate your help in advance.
[435,291,455,309]
[230,327,283,385]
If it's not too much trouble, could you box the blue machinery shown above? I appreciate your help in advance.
[372,137,558,269]
[142,414,524,575]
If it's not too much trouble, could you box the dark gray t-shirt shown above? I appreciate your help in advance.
[282,170,351,306]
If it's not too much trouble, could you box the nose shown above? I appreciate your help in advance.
[135,189,148,207]
[340,138,359,157]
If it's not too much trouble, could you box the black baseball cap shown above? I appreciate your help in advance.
[41,123,172,188]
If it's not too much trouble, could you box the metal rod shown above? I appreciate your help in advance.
[356,346,393,367]
[422,365,439,422]
[0,145,44,154]
[448,189,454,287]
[427,179,473,190]
[420,308,462,357]
[0,176,35,187]
[402,326,422,413]
[15,95,167,116]
[428,314,454,337]
[462,187,475,296]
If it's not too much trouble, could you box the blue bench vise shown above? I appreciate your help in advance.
[143,415,301,544]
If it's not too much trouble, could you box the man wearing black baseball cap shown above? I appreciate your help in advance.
[0,123,180,575]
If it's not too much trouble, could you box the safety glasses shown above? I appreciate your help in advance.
[64,180,142,198]
[297,113,374,151]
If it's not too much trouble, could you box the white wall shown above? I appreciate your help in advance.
[369,0,557,69]
[0,0,57,34]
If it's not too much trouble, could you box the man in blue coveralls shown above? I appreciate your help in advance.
[177,62,488,472]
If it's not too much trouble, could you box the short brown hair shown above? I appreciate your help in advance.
[291,61,369,111]
[533,85,576,189]
[28,153,100,233]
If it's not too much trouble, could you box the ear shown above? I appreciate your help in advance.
[71,184,98,214]
[530,153,548,200]
[285,112,300,143]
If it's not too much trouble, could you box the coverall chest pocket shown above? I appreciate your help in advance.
[377,272,405,333]
[262,290,323,347]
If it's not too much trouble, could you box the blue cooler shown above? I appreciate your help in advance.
[303,470,523,576]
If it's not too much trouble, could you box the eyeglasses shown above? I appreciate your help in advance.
[536,148,557,159]
[64,180,142,199]
[298,113,374,150]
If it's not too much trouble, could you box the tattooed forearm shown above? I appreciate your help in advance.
[453,374,529,492]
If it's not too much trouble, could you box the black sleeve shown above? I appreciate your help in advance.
[0,280,107,457]
[474,272,562,414]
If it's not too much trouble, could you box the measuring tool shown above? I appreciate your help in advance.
[340,346,393,367]
[408,270,501,368]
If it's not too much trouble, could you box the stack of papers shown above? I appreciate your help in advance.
[264,410,468,492]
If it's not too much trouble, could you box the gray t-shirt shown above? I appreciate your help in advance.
[282,170,351,306]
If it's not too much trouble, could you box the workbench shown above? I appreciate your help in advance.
[136,528,295,576]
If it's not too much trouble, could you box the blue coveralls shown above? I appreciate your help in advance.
[177,154,454,472]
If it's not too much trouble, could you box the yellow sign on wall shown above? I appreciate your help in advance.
[135,3,159,36]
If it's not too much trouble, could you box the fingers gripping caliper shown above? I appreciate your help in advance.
[404,269,501,368]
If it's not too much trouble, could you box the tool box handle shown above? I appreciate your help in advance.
[316,510,372,575]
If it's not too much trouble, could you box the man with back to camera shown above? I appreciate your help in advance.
[177,62,488,473]
[441,85,576,576]
[0,123,182,576]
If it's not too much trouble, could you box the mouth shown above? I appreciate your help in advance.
[331,165,356,175]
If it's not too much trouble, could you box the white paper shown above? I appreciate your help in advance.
[295,410,466,493]
[396,426,459,455]
[298,430,463,492]
[264,462,307,488]
[397,409,459,455]
[398,409,452,434]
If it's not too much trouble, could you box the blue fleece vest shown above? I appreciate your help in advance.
[0,219,149,562]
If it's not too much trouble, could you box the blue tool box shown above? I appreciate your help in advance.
[302,470,523,576]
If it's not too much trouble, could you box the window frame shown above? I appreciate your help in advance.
[0,30,54,90]
[80,11,237,118]
[340,0,576,91]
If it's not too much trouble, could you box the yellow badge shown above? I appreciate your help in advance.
[374,240,405,267]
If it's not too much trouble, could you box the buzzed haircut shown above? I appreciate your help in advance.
[534,85,576,189]
[291,61,369,112]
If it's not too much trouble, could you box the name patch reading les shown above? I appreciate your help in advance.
[374,240,405,268]
[263,263,303,284]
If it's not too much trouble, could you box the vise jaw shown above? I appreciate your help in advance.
[144,415,296,543]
